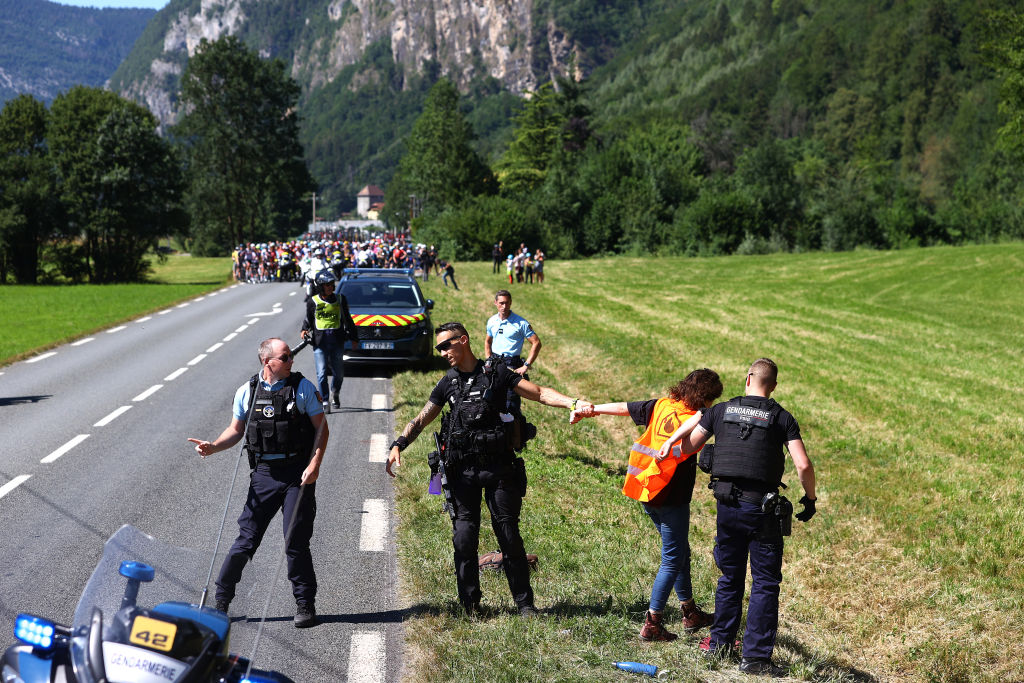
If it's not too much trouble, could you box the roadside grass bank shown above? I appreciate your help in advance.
[390,243,1024,682]
[0,254,231,364]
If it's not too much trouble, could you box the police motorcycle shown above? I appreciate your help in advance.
[3,525,294,683]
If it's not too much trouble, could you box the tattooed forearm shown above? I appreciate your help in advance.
[402,402,440,443]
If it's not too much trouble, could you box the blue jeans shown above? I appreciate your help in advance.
[643,502,693,611]
[313,341,344,398]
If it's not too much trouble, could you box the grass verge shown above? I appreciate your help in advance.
[0,254,231,364]
[390,244,1024,682]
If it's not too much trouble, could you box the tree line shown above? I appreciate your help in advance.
[0,36,312,284]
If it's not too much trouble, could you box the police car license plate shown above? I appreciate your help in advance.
[361,341,394,350]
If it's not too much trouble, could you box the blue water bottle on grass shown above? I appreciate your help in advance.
[613,661,667,678]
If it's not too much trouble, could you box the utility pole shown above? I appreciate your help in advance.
[310,192,318,228]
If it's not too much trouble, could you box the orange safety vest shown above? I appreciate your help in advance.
[622,397,698,502]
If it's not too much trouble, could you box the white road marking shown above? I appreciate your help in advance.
[235,326,248,333]
[347,631,386,683]
[223,333,237,342]
[26,352,57,363]
[230,284,238,289]
[107,326,126,334]
[359,499,388,552]
[94,405,132,427]
[72,338,95,346]
[371,394,387,410]
[206,342,223,353]
[369,434,388,463]
[133,385,163,402]
[208,291,219,297]
[136,316,152,323]
[289,291,297,296]
[187,354,207,366]
[165,368,188,381]
[248,317,260,325]
[195,296,205,301]
[0,475,31,501]
[41,434,90,464]
[176,303,189,308]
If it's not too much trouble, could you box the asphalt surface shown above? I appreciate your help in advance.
[0,282,404,682]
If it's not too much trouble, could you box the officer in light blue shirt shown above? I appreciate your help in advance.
[485,290,542,413]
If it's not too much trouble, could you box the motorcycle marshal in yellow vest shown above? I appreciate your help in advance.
[312,294,341,330]
[623,397,699,502]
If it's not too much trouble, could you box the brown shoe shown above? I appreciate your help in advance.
[639,610,678,642]
[680,599,713,632]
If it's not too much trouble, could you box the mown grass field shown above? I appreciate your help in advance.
[0,254,231,364]
[391,244,1024,682]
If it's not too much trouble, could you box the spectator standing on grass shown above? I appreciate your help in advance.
[440,259,459,290]
[385,322,593,617]
[571,369,721,641]
[534,249,545,284]
[505,253,514,284]
[664,358,817,677]
[492,241,504,273]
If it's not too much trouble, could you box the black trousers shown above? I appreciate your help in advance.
[216,458,317,605]
[448,460,533,609]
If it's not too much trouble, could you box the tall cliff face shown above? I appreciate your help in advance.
[113,0,584,126]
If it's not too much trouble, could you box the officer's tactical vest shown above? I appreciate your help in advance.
[622,398,696,502]
[312,294,341,330]
[710,395,785,485]
[245,372,316,458]
[441,362,510,459]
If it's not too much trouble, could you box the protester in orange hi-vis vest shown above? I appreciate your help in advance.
[571,369,723,642]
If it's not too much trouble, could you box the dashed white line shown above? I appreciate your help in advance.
[26,352,57,363]
[359,499,388,551]
[223,333,237,342]
[0,475,32,501]
[347,631,386,683]
[133,385,163,402]
[289,291,297,296]
[195,296,205,302]
[176,303,190,309]
[107,326,126,334]
[208,291,219,297]
[187,354,207,366]
[235,326,248,333]
[95,406,132,427]
[206,343,223,353]
[248,318,259,325]
[165,368,188,381]
[368,434,388,463]
[136,316,152,323]
[158,310,171,315]
[273,302,283,307]
[41,434,90,464]
[371,394,387,410]
[72,338,95,346]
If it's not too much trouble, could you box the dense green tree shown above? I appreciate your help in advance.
[0,94,55,283]
[385,79,494,229]
[48,86,182,282]
[497,83,562,196]
[174,36,315,255]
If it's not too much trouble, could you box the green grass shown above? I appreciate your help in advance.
[0,254,232,364]
[391,244,1024,682]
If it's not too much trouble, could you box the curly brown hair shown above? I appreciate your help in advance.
[668,368,723,411]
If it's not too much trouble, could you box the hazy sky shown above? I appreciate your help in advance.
[51,0,170,9]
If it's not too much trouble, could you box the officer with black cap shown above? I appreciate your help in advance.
[301,269,359,414]
[385,321,593,617]
[188,337,328,628]
[670,357,816,676]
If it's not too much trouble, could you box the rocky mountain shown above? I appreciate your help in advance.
[0,0,154,104]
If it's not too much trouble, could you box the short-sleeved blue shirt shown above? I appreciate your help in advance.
[233,374,323,421]
[486,312,534,357]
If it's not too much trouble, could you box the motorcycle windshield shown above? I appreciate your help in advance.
[70,525,211,683]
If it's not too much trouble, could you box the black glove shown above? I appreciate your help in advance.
[795,495,816,522]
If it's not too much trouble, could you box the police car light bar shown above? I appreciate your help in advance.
[14,614,60,651]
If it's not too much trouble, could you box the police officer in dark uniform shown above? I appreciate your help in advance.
[385,322,592,617]
[676,358,816,676]
[188,337,328,628]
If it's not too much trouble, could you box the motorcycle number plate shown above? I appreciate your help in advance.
[129,615,177,652]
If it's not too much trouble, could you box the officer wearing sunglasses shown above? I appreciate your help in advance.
[386,322,593,618]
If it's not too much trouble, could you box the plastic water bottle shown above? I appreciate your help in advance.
[612,661,667,678]
[428,472,442,495]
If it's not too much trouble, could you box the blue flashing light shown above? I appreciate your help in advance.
[240,675,282,683]
[14,614,56,651]
[119,561,155,582]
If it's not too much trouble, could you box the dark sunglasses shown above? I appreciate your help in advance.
[434,337,463,352]
[273,353,293,362]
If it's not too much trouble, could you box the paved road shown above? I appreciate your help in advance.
[0,282,403,682]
